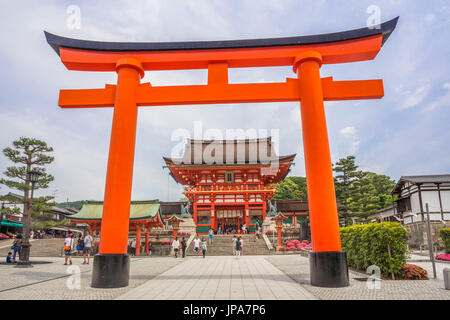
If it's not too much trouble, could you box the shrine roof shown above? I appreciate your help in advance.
[69,200,164,223]
[44,17,398,56]
[163,137,296,167]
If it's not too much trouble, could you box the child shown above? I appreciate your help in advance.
[201,237,207,258]
[6,252,12,263]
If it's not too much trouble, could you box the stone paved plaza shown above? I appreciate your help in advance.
[0,255,449,300]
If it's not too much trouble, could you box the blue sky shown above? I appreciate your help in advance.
[0,0,449,203]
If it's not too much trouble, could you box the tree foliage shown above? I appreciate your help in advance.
[272,177,307,200]
[333,156,395,225]
[0,137,56,224]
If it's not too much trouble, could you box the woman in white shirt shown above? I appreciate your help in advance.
[64,234,74,265]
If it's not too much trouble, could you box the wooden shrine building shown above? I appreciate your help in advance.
[164,137,295,234]
[69,200,165,255]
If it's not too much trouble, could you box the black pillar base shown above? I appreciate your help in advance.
[15,260,33,268]
[310,251,349,288]
[91,254,130,288]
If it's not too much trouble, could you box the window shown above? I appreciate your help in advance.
[225,171,234,184]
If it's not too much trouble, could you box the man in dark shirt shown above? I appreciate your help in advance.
[181,237,187,258]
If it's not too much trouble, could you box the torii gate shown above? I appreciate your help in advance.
[45,17,398,288]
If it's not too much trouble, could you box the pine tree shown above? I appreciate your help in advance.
[0,137,56,230]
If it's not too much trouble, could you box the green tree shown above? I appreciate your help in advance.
[0,137,57,229]
[272,177,306,200]
[333,156,396,225]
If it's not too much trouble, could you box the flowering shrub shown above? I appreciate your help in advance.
[278,247,285,251]
[397,264,428,280]
[436,254,450,261]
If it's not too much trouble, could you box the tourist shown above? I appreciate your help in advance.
[148,241,152,256]
[12,233,22,262]
[201,237,207,258]
[63,233,74,265]
[242,223,247,234]
[193,235,201,256]
[218,223,222,235]
[208,228,214,244]
[235,236,242,259]
[130,238,137,256]
[240,237,244,256]
[232,235,237,255]
[172,237,180,258]
[6,252,12,263]
[83,231,94,264]
[181,237,186,258]
[76,234,84,256]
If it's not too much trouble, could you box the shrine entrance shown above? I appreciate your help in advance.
[46,16,398,289]
[216,207,245,234]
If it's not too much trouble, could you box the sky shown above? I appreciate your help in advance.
[0,0,449,203]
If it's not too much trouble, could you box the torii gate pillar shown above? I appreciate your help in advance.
[91,58,143,288]
[295,51,348,287]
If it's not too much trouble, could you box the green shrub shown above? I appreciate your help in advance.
[440,228,450,253]
[340,222,409,277]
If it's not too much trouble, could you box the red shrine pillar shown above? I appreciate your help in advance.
[136,225,141,256]
[294,51,349,287]
[92,58,144,288]
[145,226,150,255]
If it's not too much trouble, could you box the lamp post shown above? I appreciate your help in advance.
[167,215,183,240]
[16,169,42,267]
[272,212,287,250]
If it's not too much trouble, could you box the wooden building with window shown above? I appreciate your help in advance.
[163,137,295,234]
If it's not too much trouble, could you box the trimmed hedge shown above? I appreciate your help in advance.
[439,228,450,253]
[340,222,409,277]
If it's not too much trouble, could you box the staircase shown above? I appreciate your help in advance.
[186,234,271,256]
[0,239,66,258]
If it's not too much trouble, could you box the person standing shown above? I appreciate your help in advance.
[201,237,207,258]
[83,231,94,264]
[208,228,214,245]
[235,236,242,259]
[242,223,247,234]
[240,237,244,256]
[193,235,201,256]
[63,234,74,265]
[76,234,84,256]
[172,237,180,258]
[218,222,222,235]
[181,237,186,258]
[232,235,237,256]
[12,234,22,262]
[130,238,137,256]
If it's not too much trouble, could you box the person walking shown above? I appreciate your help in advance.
[193,235,201,256]
[63,233,74,265]
[232,235,237,256]
[83,231,94,264]
[218,222,222,235]
[181,237,186,258]
[239,237,244,256]
[201,237,207,258]
[130,238,137,256]
[208,228,214,245]
[76,234,84,256]
[235,236,242,259]
[12,233,22,263]
[172,237,180,258]
[242,223,247,234]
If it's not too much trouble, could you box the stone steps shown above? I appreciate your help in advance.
[186,235,270,256]
[0,239,66,257]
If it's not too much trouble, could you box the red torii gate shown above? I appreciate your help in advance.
[45,17,398,288]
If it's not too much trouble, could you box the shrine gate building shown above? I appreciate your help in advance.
[163,137,295,234]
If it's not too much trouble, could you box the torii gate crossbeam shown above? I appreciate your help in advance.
[45,17,398,288]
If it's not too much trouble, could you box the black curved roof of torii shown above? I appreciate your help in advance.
[45,17,398,56]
